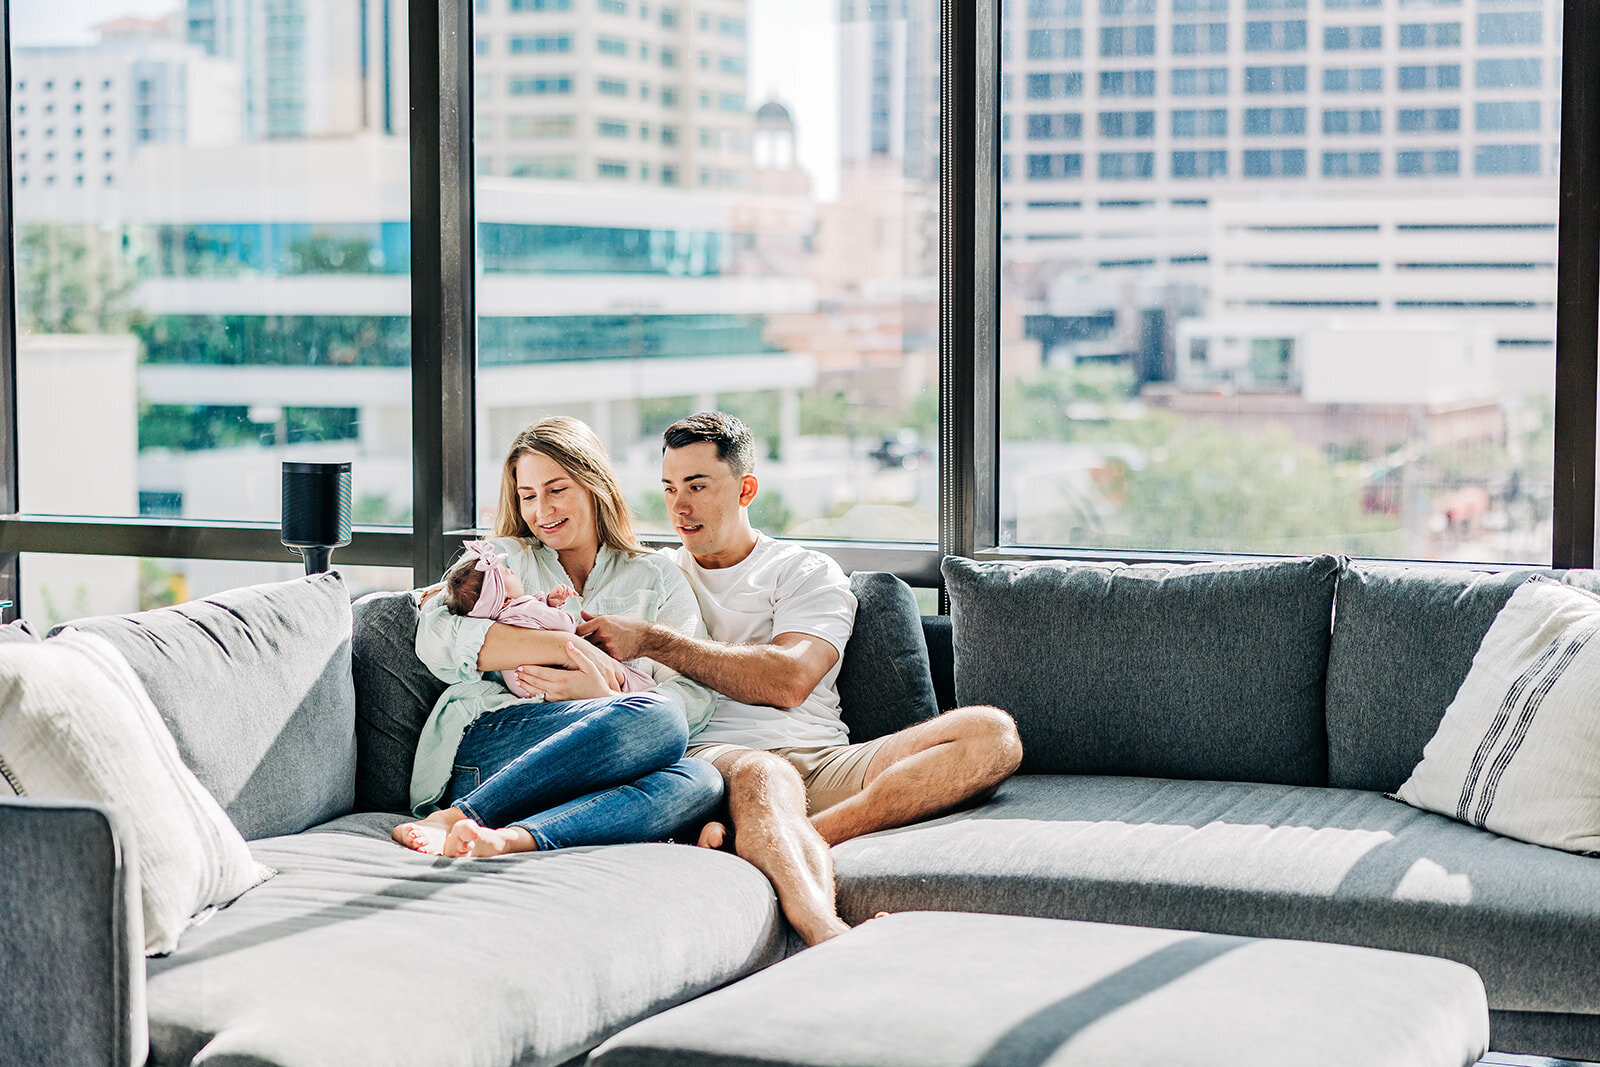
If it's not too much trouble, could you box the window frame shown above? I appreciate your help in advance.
[0,0,1596,616]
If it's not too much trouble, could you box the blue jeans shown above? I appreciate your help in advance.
[445,691,722,851]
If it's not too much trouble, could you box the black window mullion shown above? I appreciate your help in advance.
[940,0,1000,609]
[1554,0,1600,569]
[0,0,20,616]
[411,0,478,588]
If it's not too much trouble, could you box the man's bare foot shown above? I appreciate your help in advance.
[696,820,734,851]
[391,809,466,855]
[444,820,538,858]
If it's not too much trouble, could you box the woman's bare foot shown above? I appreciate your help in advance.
[444,820,538,858]
[391,808,467,855]
[696,820,734,851]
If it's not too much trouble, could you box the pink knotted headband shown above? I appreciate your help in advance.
[462,540,510,619]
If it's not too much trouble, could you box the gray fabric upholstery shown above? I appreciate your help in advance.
[836,572,940,743]
[943,555,1338,784]
[351,590,445,813]
[1488,1009,1600,1063]
[1325,561,1600,792]
[922,614,957,712]
[50,572,356,841]
[145,813,786,1067]
[590,912,1487,1067]
[0,799,146,1067]
[832,775,1600,1016]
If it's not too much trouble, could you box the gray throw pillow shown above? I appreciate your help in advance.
[943,554,1339,785]
[49,572,355,841]
[351,590,447,813]
[836,572,940,744]
[1326,560,1600,792]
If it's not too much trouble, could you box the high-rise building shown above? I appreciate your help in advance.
[184,0,405,140]
[472,0,754,188]
[838,0,939,184]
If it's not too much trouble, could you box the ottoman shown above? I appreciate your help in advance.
[589,912,1490,1067]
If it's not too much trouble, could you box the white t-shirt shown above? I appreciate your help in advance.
[671,534,857,749]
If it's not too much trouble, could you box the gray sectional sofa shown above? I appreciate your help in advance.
[2,555,1599,1066]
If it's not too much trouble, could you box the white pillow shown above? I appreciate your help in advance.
[0,629,272,954]
[1395,576,1600,853]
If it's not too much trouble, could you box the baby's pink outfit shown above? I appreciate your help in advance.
[492,595,656,699]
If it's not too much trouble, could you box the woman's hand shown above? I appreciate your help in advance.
[516,642,620,703]
[565,637,628,691]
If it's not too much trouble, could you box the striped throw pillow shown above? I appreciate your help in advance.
[1395,576,1600,853]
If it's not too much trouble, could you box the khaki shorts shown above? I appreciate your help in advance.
[687,734,897,816]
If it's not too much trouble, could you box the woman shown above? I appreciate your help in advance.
[392,416,721,858]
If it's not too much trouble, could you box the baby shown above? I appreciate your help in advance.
[442,539,654,698]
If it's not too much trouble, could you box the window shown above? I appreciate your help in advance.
[1241,147,1306,176]
[1478,12,1541,46]
[597,119,630,138]
[1474,144,1542,176]
[1322,108,1381,135]
[1244,65,1307,93]
[1027,112,1083,139]
[508,0,570,9]
[1397,64,1461,91]
[1099,25,1156,57]
[1398,21,1461,48]
[1244,106,1306,135]
[1170,108,1227,137]
[597,78,629,96]
[596,160,629,179]
[1396,107,1459,133]
[598,0,627,12]
[1244,19,1306,51]
[1322,151,1381,177]
[1028,29,1084,58]
[1100,0,1155,13]
[1396,149,1459,175]
[1098,70,1156,96]
[1321,66,1382,93]
[505,114,575,139]
[1027,152,1084,179]
[509,75,573,95]
[1171,149,1228,177]
[1173,0,1228,12]
[1171,22,1226,54]
[597,36,628,55]
[1171,66,1228,95]
[1323,24,1381,49]
[1029,0,1085,14]
[1099,110,1156,138]
[1028,73,1085,99]
[1475,59,1541,90]
[508,34,571,53]
[1476,101,1541,133]
[1098,151,1156,179]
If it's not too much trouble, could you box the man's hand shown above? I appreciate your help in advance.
[516,642,619,703]
[577,611,659,662]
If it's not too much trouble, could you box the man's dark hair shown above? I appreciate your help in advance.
[662,411,756,477]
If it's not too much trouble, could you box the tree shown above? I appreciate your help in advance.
[15,223,134,334]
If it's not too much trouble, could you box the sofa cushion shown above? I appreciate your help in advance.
[0,631,269,955]
[351,590,446,813]
[49,572,356,841]
[592,912,1488,1067]
[831,775,1600,1016]
[836,572,940,744]
[145,814,786,1067]
[1325,561,1600,793]
[1394,577,1600,853]
[942,555,1339,784]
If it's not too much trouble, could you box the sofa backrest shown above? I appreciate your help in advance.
[1325,559,1600,792]
[49,572,355,841]
[943,554,1340,785]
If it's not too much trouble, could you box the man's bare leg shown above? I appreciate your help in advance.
[811,706,1023,847]
[710,749,849,946]
[392,807,468,855]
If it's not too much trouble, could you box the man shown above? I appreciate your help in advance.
[578,411,1022,944]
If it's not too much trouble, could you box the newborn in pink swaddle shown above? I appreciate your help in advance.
[442,539,654,699]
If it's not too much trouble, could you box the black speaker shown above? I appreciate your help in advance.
[281,461,352,574]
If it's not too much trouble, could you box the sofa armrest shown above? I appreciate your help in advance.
[0,798,147,1067]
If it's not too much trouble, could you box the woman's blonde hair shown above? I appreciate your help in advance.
[496,416,646,556]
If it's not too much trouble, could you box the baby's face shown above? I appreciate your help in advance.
[501,565,524,599]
